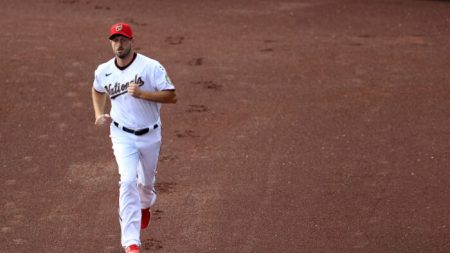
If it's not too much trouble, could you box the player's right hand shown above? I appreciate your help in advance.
[95,114,111,126]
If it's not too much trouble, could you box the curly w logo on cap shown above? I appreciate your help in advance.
[109,23,133,39]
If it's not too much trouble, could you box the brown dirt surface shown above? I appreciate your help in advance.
[1,0,450,252]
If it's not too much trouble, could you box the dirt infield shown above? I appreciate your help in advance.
[1,0,450,252]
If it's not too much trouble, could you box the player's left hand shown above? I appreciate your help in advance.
[128,82,142,98]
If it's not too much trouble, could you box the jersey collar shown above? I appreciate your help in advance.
[115,52,137,70]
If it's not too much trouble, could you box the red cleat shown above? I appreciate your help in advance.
[125,244,140,253]
[141,208,151,229]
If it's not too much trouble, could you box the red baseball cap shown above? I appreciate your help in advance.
[109,23,133,39]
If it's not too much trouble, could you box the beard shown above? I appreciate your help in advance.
[116,46,132,59]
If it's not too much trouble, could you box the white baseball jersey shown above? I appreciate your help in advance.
[93,53,175,129]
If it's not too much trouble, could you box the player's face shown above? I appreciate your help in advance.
[110,36,133,59]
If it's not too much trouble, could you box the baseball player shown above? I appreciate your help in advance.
[91,23,177,253]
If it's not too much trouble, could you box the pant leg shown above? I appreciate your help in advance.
[136,127,162,209]
[110,125,141,247]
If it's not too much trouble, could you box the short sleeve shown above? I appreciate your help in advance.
[93,70,106,93]
[154,64,176,91]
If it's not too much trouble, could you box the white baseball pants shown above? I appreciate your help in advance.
[109,123,161,248]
